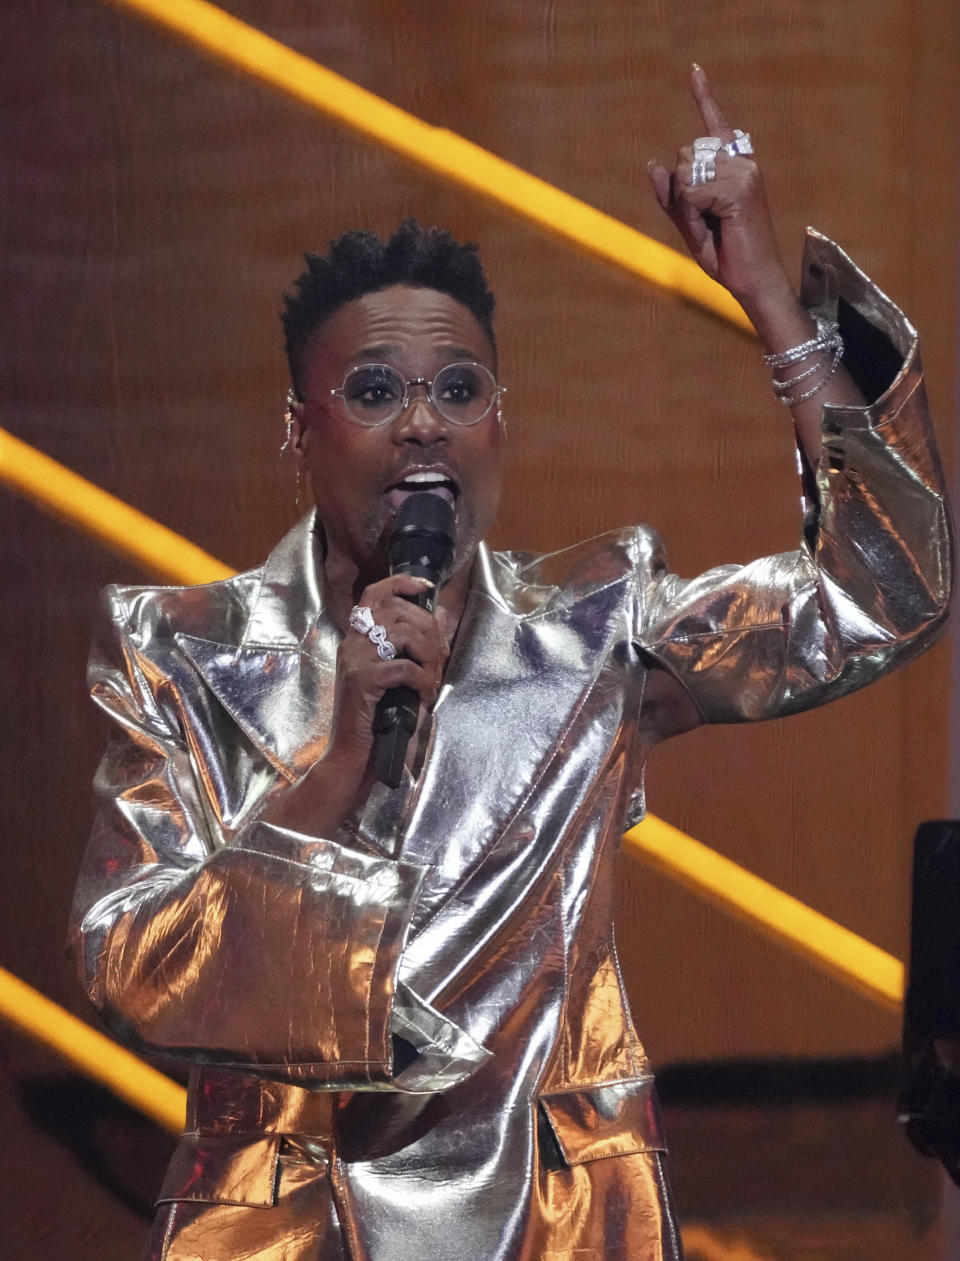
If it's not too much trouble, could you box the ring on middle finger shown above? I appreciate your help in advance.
[691,136,722,185]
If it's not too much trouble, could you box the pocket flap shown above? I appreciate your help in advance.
[157,1133,281,1207]
[538,1076,665,1166]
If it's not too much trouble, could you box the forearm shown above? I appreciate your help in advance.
[78,579,489,1093]
[77,829,425,1082]
[645,233,952,724]
[257,746,366,839]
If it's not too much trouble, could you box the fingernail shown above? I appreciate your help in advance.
[412,577,435,587]
[647,158,658,172]
[692,62,703,73]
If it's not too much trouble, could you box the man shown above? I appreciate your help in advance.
[70,72,951,1259]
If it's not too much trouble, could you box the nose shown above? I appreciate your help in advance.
[391,386,448,446]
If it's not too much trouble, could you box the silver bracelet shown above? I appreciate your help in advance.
[772,352,831,393]
[763,317,839,368]
[775,341,844,406]
[771,332,843,393]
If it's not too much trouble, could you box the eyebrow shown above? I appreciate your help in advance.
[349,345,395,364]
[435,345,478,362]
[348,344,480,365]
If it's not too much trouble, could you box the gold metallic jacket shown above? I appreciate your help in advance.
[71,233,951,1260]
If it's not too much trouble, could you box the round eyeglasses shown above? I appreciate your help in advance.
[327,361,504,428]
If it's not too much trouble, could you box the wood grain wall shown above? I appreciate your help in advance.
[2,0,957,1253]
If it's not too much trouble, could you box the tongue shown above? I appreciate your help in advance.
[385,485,456,513]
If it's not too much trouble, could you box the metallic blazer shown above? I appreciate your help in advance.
[71,233,951,1261]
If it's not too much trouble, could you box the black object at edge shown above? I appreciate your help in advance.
[899,819,960,1188]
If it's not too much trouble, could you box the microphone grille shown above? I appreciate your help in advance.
[394,492,455,537]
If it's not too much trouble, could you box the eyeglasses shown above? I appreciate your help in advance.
[325,361,505,428]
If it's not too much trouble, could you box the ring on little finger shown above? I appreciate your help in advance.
[348,604,397,661]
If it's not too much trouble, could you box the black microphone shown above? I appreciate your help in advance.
[373,493,456,789]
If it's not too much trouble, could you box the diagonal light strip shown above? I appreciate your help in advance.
[0,427,231,584]
[0,965,186,1132]
[625,815,903,1010]
[0,427,903,1010]
[99,0,753,333]
[681,1225,772,1261]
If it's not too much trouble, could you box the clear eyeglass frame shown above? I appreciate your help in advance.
[326,360,505,428]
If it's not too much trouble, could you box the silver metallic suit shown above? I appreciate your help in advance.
[70,233,951,1260]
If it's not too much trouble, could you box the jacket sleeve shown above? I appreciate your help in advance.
[637,229,953,723]
[68,586,489,1092]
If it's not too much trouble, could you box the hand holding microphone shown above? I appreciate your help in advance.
[332,493,455,790]
[370,493,455,787]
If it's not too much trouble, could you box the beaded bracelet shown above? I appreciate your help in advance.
[775,342,844,406]
[772,352,833,393]
[764,316,844,407]
[762,317,839,368]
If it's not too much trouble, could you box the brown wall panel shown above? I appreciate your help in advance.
[2,0,958,1251]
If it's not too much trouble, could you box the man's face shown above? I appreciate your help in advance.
[295,284,503,578]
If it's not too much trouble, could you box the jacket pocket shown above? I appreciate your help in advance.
[156,1133,281,1208]
[537,1076,665,1166]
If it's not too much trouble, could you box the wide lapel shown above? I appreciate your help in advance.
[399,538,632,921]
[176,513,340,784]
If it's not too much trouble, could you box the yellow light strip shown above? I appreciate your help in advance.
[681,1224,772,1261]
[100,0,752,334]
[1,427,905,1011]
[0,965,185,1133]
[0,427,232,585]
[625,814,904,1011]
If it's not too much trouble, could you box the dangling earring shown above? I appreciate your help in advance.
[281,389,304,512]
[280,389,296,454]
[496,401,507,436]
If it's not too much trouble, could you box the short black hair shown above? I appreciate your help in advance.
[282,218,497,396]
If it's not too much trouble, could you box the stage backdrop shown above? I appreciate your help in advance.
[2,0,957,1255]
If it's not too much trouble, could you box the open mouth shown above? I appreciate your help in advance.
[384,470,459,515]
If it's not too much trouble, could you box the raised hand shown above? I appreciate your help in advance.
[648,66,793,311]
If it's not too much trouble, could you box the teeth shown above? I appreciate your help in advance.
[403,471,447,484]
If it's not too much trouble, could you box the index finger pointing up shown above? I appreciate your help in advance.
[690,64,734,142]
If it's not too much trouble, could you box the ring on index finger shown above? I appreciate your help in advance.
[348,604,397,660]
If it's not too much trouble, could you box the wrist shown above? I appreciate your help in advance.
[311,741,369,807]
[260,744,367,838]
[735,272,800,324]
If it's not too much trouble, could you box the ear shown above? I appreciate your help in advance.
[291,402,307,456]
[284,390,307,456]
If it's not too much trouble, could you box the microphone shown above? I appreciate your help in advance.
[373,493,456,789]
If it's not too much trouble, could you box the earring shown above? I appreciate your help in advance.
[281,389,304,512]
[280,388,296,454]
[496,401,507,435]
